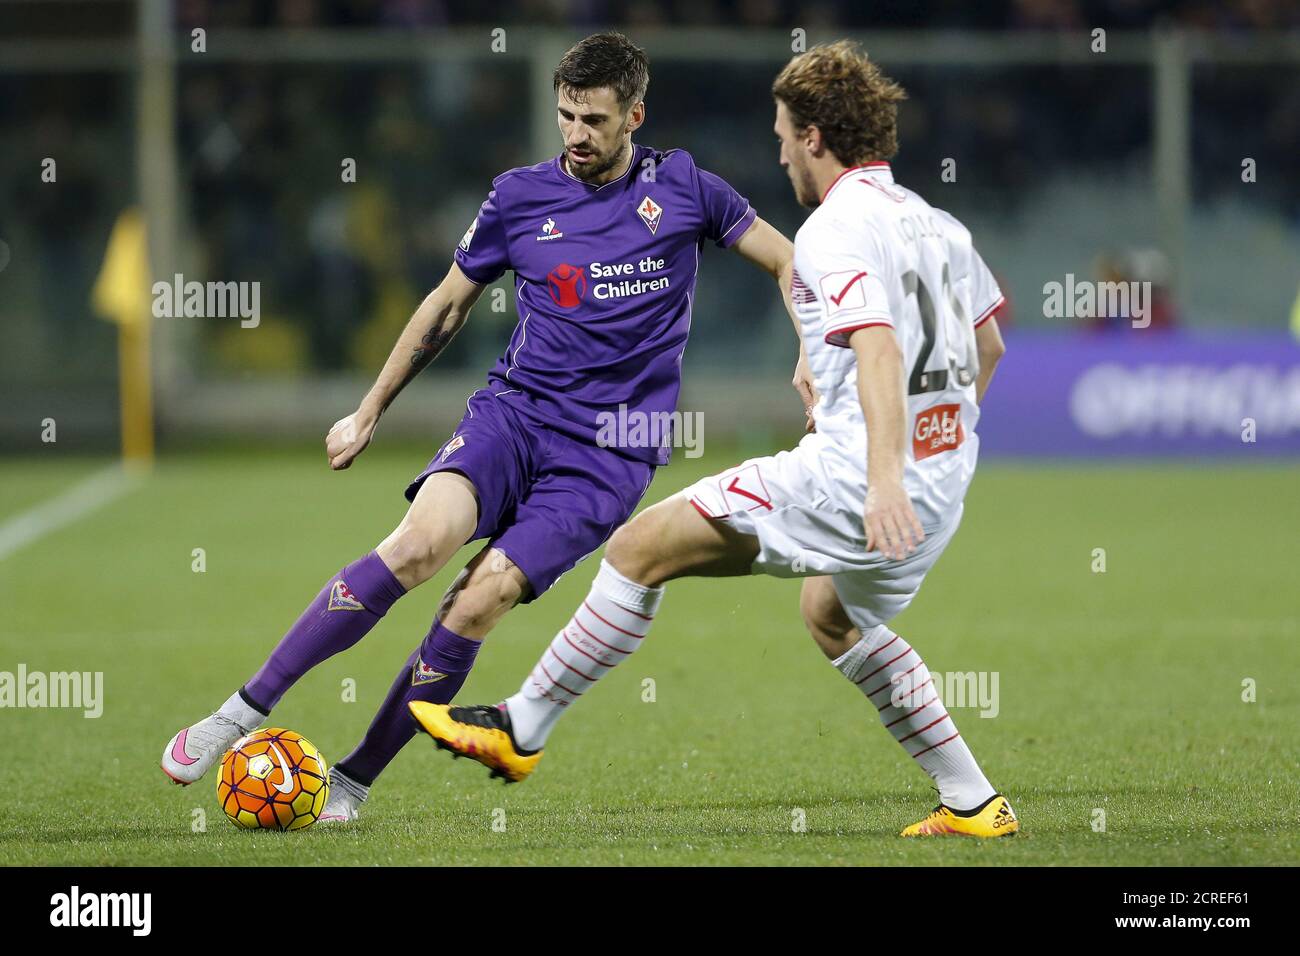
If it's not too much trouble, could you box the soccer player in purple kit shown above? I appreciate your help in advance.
[159,32,801,823]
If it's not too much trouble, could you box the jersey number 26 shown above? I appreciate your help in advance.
[903,263,978,397]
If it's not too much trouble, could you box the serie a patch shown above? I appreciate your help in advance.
[440,434,465,462]
[327,580,365,612]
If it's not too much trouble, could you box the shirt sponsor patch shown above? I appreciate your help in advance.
[546,264,587,308]
[913,403,965,461]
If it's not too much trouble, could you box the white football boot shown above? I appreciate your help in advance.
[160,691,266,786]
[317,766,368,825]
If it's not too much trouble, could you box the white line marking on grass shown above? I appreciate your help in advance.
[0,465,144,562]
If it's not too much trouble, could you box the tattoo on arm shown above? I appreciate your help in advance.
[410,324,455,368]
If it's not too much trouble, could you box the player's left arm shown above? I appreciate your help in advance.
[731,218,818,430]
[974,314,1007,404]
[730,215,793,301]
[849,326,925,560]
[966,245,1006,405]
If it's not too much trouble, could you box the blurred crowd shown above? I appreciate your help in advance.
[173,0,1300,31]
[1,0,1297,383]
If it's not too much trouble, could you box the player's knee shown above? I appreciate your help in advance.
[799,590,832,641]
[377,474,478,589]
[800,580,857,659]
[604,518,659,583]
[444,565,525,633]
[376,525,443,587]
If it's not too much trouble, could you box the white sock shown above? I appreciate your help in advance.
[833,625,995,811]
[506,560,664,751]
[217,691,267,733]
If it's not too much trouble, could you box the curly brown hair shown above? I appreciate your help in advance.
[771,40,907,166]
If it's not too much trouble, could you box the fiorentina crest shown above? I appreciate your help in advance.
[637,195,662,234]
[327,580,365,612]
[411,658,448,686]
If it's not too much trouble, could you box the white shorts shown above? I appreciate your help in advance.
[683,444,963,631]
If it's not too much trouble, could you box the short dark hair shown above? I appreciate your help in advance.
[772,40,907,166]
[553,32,649,111]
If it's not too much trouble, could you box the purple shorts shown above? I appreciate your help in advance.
[405,390,656,601]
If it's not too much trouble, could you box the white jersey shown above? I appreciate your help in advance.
[790,162,1004,528]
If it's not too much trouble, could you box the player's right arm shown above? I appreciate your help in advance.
[326,263,484,470]
[849,326,926,561]
[973,314,1006,404]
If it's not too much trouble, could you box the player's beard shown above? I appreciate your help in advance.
[790,159,820,208]
[567,139,629,184]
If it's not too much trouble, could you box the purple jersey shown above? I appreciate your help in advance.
[454,143,756,465]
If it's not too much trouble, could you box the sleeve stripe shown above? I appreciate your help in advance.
[973,295,1006,328]
[689,497,725,521]
[717,206,756,245]
[825,319,894,346]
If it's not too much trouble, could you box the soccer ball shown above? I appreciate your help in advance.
[216,728,329,831]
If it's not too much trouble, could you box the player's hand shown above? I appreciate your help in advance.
[326,410,378,470]
[792,353,819,433]
[864,480,925,560]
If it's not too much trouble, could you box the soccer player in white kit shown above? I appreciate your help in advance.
[412,41,1018,838]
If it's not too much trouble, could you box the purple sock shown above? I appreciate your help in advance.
[335,620,482,786]
[243,551,406,713]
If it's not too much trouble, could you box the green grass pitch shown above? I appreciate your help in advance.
[1,446,1296,865]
